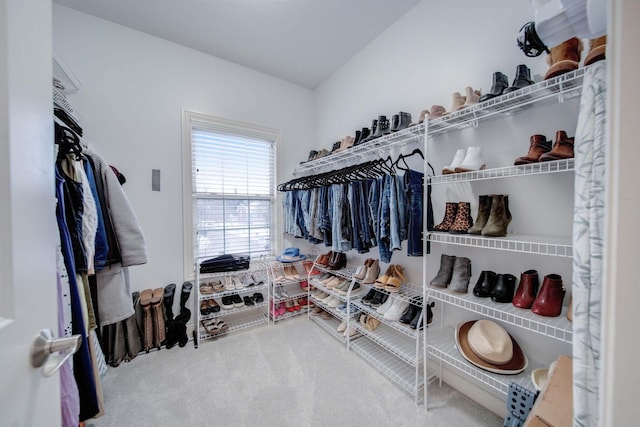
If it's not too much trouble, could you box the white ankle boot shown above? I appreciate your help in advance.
[456,146,486,172]
[443,148,466,174]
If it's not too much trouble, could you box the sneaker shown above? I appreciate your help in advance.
[231,293,244,308]
[221,296,234,310]
[377,295,396,315]
[383,298,410,321]
[233,276,244,290]
[327,297,342,308]
[224,276,235,291]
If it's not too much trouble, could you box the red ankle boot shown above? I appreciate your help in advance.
[513,270,539,309]
[531,274,565,317]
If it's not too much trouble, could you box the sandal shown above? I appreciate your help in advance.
[253,292,264,303]
[385,265,406,293]
[211,280,225,293]
[200,300,210,315]
[201,319,221,335]
[374,265,395,289]
[200,283,214,295]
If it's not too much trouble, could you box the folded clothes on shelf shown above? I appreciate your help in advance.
[199,254,250,273]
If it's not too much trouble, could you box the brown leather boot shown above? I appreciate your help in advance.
[539,130,574,161]
[532,274,565,317]
[514,135,552,165]
[512,270,539,309]
[139,289,154,352]
[434,202,458,232]
[584,35,606,66]
[448,202,473,233]
[150,288,165,349]
[468,195,492,234]
[544,37,583,80]
[481,195,512,237]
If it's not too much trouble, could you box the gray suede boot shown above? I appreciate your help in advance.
[449,257,472,293]
[468,195,492,234]
[481,194,512,237]
[430,254,456,288]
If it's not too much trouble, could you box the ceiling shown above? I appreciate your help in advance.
[53,0,421,89]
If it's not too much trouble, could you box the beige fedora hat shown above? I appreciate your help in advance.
[455,320,527,375]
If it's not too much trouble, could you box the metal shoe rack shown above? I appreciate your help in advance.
[268,260,312,323]
[423,67,585,403]
[194,259,270,345]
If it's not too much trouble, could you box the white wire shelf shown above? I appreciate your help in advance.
[271,289,309,303]
[428,232,572,257]
[351,321,422,366]
[428,287,572,343]
[197,260,270,280]
[350,337,424,400]
[427,68,585,137]
[309,279,352,303]
[294,125,425,176]
[198,310,268,341]
[270,306,308,322]
[357,282,425,306]
[351,300,420,339]
[429,159,574,185]
[309,312,347,343]
[427,327,537,397]
[200,301,267,321]
[198,283,268,300]
[312,263,358,280]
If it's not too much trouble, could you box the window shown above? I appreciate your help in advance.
[182,111,278,273]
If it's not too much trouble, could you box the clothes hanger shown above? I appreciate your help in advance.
[55,122,83,160]
[394,148,424,171]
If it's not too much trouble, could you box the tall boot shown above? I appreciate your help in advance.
[467,195,492,234]
[150,288,165,349]
[163,283,178,349]
[173,282,193,347]
[481,195,512,237]
[139,289,153,352]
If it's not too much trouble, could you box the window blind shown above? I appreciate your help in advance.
[191,127,274,260]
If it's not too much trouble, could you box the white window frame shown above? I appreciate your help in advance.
[181,110,280,278]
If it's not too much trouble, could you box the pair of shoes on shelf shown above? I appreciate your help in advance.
[200,280,225,295]
[512,270,566,317]
[357,312,382,332]
[242,292,264,306]
[221,294,244,309]
[374,265,406,293]
[224,275,244,291]
[376,295,410,321]
[473,270,517,303]
[442,146,486,174]
[433,202,474,234]
[362,289,388,308]
[514,131,574,165]
[468,195,512,237]
[445,87,482,114]
[361,259,381,285]
[282,264,301,280]
[430,254,473,293]
[199,298,220,315]
[335,281,360,296]
[480,65,534,103]
[201,318,229,336]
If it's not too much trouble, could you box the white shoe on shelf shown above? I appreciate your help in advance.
[455,146,486,172]
[383,298,410,321]
[442,148,466,174]
[376,294,396,315]
[337,321,347,333]
[224,276,235,291]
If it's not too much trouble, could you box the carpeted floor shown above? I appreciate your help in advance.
[88,315,502,427]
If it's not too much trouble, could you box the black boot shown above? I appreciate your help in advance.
[390,112,412,132]
[173,282,193,347]
[371,115,389,138]
[479,71,509,102]
[163,283,178,349]
[503,64,534,94]
[361,120,378,143]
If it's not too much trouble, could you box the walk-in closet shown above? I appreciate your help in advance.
[1,0,638,426]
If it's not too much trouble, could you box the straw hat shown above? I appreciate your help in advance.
[455,320,527,375]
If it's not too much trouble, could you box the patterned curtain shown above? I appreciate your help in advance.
[572,61,607,427]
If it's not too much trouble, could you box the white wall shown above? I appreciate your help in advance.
[286,0,580,414]
[52,5,315,290]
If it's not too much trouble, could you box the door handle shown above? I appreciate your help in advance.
[30,329,81,377]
